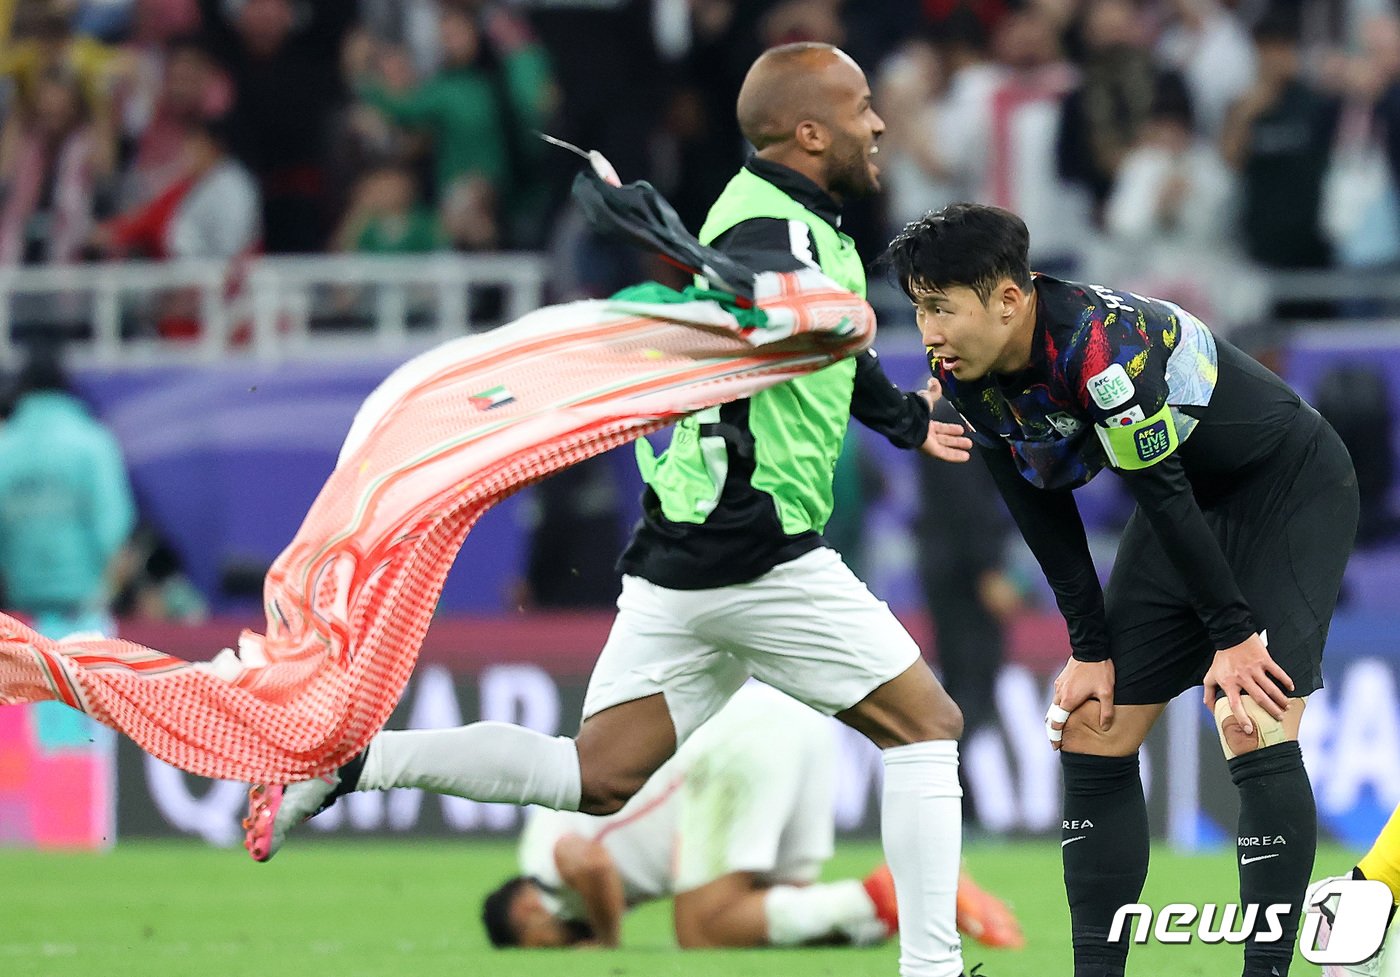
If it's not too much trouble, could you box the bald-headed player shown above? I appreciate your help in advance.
[247,44,975,977]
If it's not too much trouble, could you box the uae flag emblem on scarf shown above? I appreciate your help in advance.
[470,385,515,410]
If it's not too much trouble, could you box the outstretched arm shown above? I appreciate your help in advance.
[851,363,971,461]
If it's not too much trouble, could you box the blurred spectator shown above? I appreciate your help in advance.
[111,523,208,622]
[932,7,1001,169]
[1221,10,1340,274]
[1376,12,1400,223]
[1103,77,1235,246]
[526,0,662,213]
[332,163,441,254]
[356,4,554,247]
[198,0,356,253]
[1091,75,1264,330]
[1154,0,1257,138]
[95,115,259,259]
[358,0,443,76]
[440,174,500,252]
[649,0,758,229]
[330,32,426,203]
[119,36,232,207]
[879,37,959,228]
[1,6,125,176]
[920,0,1010,36]
[841,0,927,76]
[915,429,1019,742]
[0,341,135,638]
[0,337,132,845]
[1057,0,1164,210]
[1322,11,1400,270]
[128,0,203,45]
[0,67,111,264]
[758,0,845,48]
[983,7,1092,271]
[879,11,998,233]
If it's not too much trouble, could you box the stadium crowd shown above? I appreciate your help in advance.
[2,0,1398,321]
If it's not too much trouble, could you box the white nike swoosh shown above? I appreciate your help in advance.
[1062,836,1086,847]
[1241,853,1281,866]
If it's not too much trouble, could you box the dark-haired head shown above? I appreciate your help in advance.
[17,340,69,398]
[931,7,989,56]
[1252,6,1301,46]
[882,203,1038,381]
[883,203,1031,303]
[481,876,594,949]
[482,876,531,947]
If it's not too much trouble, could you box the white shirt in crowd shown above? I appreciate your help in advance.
[1155,0,1257,138]
[167,160,260,260]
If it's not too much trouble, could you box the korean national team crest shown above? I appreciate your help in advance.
[1047,412,1083,437]
[1087,364,1135,410]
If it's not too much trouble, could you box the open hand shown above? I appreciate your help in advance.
[1047,657,1116,750]
[917,378,971,461]
[1202,633,1294,735]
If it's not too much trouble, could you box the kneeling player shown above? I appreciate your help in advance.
[885,204,1358,977]
[482,684,1022,951]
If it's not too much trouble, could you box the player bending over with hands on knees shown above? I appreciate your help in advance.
[482,685,1023,951]
[884,203,1358,977]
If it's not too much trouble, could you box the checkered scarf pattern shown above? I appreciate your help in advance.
[0,270,873,782]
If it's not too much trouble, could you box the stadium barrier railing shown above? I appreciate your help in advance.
[0,252,549,366]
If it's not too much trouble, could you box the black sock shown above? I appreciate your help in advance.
[1062,751,1149,977]
[324,749,368,810]
[1230,741,1316,977]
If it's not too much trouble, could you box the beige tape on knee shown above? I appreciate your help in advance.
[1212,696,1287,759]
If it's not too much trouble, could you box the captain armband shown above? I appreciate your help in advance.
[1094,403,1179,471]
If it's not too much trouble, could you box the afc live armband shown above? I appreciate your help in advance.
[1094,403,1179,470]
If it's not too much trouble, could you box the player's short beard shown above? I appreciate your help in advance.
[825,135,877,201]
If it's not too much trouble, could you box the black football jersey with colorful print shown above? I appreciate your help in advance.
[943,276,1309,662]
[937,275,1220,490]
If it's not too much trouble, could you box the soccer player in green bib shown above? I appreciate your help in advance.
[248,43,977,977]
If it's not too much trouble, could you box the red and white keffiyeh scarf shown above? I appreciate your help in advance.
[0,269,873,782]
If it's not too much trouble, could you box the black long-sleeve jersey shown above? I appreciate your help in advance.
[940,275,1308,661]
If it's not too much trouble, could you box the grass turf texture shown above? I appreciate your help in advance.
[0,839,1359,976]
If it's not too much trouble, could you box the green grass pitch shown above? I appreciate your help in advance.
[0,839,1359,976]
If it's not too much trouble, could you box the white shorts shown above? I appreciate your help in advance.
[672,685,837,892]
[582,547,921,743]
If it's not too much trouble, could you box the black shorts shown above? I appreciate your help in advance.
[1106,408,1359,705]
